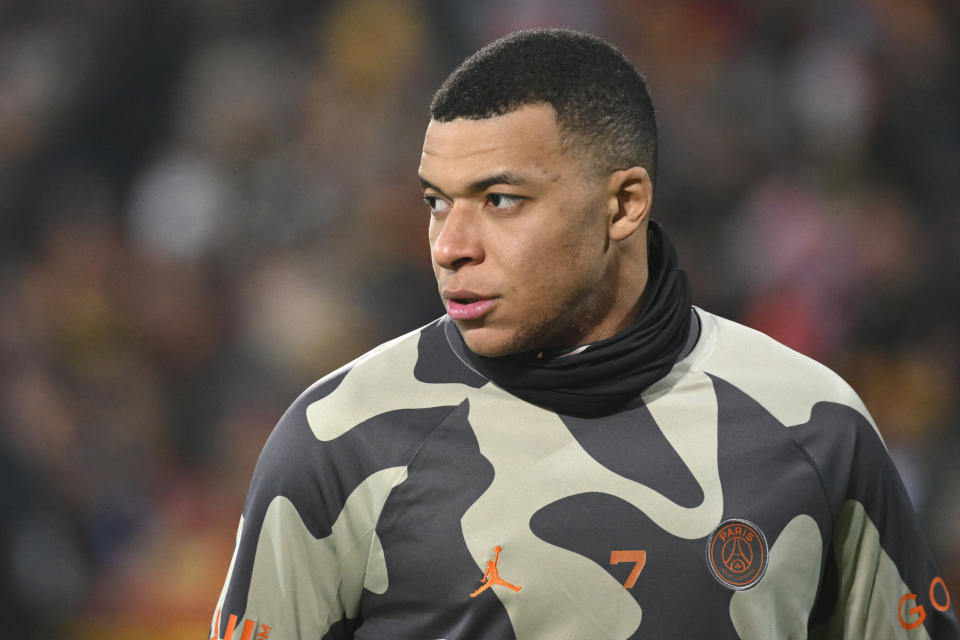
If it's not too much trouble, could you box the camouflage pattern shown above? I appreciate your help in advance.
[211,309,959,639]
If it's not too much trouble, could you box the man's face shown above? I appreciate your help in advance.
[419,104,620,357]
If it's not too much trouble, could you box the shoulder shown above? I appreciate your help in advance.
[300,320,430,410]
[245,317,483,518]
[259,316,486,475]
[691,308,878,434]
[286,316,485,442]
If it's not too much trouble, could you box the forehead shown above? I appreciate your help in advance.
[419,104,570,187]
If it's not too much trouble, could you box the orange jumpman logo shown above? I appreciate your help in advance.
[470,546,522,597]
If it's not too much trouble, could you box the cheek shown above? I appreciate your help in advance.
[509,232,594,301]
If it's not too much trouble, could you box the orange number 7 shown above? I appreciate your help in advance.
[610,550,647,589]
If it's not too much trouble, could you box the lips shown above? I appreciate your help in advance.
[443,289,498,321]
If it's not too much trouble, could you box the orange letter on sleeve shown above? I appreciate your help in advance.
[899,593,927,630]
[930,576,951,613]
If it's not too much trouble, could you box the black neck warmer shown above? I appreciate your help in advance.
[445,220,693,417]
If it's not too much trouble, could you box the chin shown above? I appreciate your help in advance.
[460,319,558,358]
[458,326,522,358]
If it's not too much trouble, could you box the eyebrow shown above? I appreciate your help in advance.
[419,170,529,196]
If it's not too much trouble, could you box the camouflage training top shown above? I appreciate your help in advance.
[210,309,959,639]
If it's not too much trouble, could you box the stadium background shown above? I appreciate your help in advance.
[0,0,958,637]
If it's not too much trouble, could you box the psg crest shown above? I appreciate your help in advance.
[705,519,768,590]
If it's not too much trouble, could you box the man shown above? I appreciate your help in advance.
[210,29,959,639]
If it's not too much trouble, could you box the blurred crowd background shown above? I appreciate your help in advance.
[0,0,958,637]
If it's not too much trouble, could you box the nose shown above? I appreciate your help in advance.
[431,206,484,270]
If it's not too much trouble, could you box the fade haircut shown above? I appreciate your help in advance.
[430,28,658,186]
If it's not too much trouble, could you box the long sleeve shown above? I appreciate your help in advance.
[207,383,407,640]
[797,400,960,638]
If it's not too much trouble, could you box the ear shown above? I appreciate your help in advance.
[606,166,653,241]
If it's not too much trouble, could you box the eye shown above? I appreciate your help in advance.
[422,195,451,215]
[487,194,523,210]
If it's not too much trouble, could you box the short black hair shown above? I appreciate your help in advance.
[430,28,658,186]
